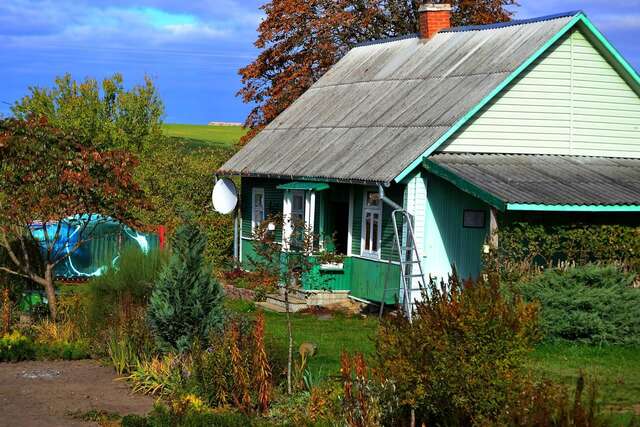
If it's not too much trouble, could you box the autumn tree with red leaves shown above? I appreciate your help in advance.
[0,117,145,320]
[238,0,517,141]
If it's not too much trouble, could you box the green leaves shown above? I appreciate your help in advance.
[11,73,164,153]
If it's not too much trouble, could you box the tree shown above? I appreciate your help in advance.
[12,73,164,153]
[0,117,145,320]
[250,215,325,394]
[238,0,517,141]
[147,219,225,353]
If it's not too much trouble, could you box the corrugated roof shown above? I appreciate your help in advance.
[220,13,578,184]
[427,154,640,206]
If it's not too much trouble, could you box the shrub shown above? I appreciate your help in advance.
[34,340,89,360]
[121,404,254,427]
[84,247,164,359]
[340,352,396,427]
[497,222,640,280]
[517,264,640,345]
[127,354,183,396]
[375,273,540,425]
[188,314,274,413]
[86,247,166,334]
[0,331,35,362]
[148,220,225,353]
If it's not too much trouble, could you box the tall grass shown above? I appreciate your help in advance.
[84,246,166,358]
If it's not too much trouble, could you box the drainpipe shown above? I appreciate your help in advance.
[377,183,403,211]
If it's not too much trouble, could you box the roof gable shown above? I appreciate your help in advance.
[394,13,640,182]
[439,26,640,157]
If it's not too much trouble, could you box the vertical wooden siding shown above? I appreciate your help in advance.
[350,184,403,262]
[240,177,285,266]
[424,175,489,282]
[441,28,640,157]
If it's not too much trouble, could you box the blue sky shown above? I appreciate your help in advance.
[1,1,639,124]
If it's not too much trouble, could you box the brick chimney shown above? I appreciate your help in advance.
[418,3,452,39]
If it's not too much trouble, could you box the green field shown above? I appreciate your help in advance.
[162,123,246,149]
[227,300,640,418]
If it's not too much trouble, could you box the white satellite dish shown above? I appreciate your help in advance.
[212,178,238,215]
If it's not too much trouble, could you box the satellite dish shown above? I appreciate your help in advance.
[212,178,238,215]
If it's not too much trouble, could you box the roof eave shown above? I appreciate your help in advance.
[422,159,507,211]
[506,203,640,212]
[216,169,388,186]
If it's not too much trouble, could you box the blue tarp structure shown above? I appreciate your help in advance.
[30,215,161,279]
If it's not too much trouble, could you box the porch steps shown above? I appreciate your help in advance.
[263,293,308,313]
[255,301,288,313]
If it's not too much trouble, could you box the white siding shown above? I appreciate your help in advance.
[441,29,640,157]
[404,173,427,301]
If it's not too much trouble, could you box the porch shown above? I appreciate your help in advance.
[239,177,404,304]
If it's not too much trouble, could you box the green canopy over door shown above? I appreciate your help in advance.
[276,181,330,191]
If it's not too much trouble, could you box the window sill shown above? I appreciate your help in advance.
[360,252,381,261]
[319,263,344,272]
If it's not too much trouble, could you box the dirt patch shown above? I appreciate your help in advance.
[0,360,154,427]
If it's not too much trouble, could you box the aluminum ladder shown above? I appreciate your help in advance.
[378,208,428,322]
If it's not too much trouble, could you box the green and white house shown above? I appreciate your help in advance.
[219,5,640,305]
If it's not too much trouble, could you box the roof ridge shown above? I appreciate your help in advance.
[354,33,418,48]
[352,11,582,49]
[442,11,583,33]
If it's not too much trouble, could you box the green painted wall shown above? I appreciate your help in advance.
[303,258,352,292]
[350,257,400,304]
[442,28,640,157]
[424,174,489,282]
[350,184,403,262]
[240,177,285,265]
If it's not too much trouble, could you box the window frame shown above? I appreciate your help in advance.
[360,189,383,259]
[251,187,265,231]
[462,209,486,229]
[290,190,306,222]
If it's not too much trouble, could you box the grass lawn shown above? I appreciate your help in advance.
[162,124,246,149]
[529,343,640,417]
[228,300,640,417]
[226,300,378,376]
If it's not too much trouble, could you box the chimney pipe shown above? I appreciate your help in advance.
[418,3,452,39]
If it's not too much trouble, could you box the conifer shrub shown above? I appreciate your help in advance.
[148,221,225,353]
[517,264,640,345]
[375,273,540,425]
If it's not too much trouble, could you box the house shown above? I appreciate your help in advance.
[219,4,640,306]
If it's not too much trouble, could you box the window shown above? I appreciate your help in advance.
[463,209,485,228]
[291,190,305,221]
[288,190,306,250]
[361,190,382,258]
[252,188,265,230]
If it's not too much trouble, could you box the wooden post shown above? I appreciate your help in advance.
[489,207,499,249]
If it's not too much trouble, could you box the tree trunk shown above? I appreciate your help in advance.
[43,265,57,321]
[285,286,293,395]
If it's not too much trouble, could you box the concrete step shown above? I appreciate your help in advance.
[265,293,308,313]
[256,301,287,313]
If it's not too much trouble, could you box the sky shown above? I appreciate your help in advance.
[1,1,639,124]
